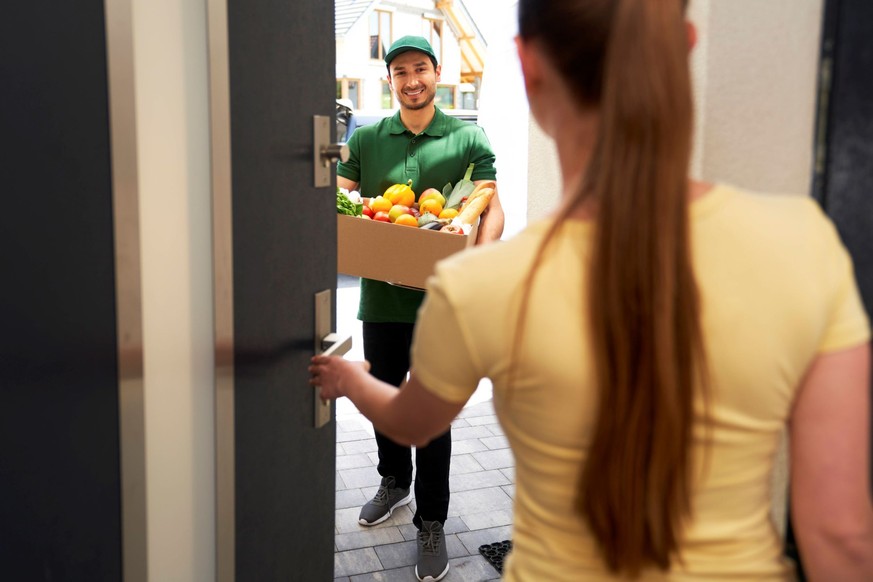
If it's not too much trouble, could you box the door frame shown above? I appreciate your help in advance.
[105,0,148,579]
[206,0,236,579]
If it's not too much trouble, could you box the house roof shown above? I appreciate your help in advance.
[437,0,487,83]
[336,0,380,37]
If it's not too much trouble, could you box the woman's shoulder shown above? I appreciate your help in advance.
[432,221,551,292]
[703,184,836,240]
[711,183,824,217]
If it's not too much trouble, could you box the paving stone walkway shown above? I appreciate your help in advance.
[334,277,515,581]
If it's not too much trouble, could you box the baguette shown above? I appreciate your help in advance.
[457,187,494,225]
[465,181,497,205]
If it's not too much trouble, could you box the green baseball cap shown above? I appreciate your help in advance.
[384,35,438,66]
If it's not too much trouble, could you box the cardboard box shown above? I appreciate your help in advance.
[337,214,476,289]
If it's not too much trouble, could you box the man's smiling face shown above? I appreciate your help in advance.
[388,51,441,112]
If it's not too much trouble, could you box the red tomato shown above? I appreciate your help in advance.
[373,211,390,222]
[362,205,374,218]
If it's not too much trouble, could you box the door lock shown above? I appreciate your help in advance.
[313,115,349,187]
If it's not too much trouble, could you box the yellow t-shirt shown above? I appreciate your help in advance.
[411,185,870,581]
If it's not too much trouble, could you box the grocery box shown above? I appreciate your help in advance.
[337,214,477,290]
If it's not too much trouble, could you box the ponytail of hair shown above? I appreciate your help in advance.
[578,0,705,575]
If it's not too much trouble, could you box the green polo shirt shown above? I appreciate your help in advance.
[337,108,497,323]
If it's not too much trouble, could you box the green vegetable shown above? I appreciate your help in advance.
[443,163,476,210]
[417,212,439,228]
[336,188,363,216]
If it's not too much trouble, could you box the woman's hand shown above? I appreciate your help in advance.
[308,355,371,402]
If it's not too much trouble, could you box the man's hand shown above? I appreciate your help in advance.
[474,181,504,244]
[337,176,359,193]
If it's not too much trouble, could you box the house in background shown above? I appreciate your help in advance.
[335,0,486,111]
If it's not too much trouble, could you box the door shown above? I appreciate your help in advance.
[0,1,134,579]
[212,0,339,580]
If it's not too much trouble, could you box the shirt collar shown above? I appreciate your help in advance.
[387,107,447,137]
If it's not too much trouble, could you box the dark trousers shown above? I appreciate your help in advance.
[363,321,452,528]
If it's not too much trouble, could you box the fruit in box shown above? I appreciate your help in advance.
[419,188,446,208]
[388,204,412,223]
[419,198,443,217]
[369,196,392,213]
[394,214,418,227]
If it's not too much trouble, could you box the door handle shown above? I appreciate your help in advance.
[320,332,352,357]
[313,115,349,187]
[313,332,352,429]
[313,289,353,428]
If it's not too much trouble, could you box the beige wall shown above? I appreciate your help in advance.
[524,0,824,218]
[689,0,824,194]
[131,0,216,579]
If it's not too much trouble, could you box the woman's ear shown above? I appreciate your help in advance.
[515,36,542,95]
[686,21,698,51]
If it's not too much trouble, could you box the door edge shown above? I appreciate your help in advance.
[207,0,237,580]
[104,0,147,579]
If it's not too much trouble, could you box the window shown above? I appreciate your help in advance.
[435,85,455,109]
[422,18,443,65]
[336,78,362,109]
[381,81,394,109]
[369,10,392,61]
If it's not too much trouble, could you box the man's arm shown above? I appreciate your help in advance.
[337,176,359,192]
[473,180,504,244]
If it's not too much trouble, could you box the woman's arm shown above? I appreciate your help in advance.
[309,356,466,447]
[789,342,873,580]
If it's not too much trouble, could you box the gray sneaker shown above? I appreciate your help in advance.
[358,476,412,526]
[415,520,449,581]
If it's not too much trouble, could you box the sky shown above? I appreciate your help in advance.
[462,0,517,45]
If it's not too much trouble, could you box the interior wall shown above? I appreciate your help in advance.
[690,0,824,194]
[521,0,824,206]
[131,0,216,578]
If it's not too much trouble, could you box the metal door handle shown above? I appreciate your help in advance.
[313,332,352,429]
[313,115,348,187]
[320,143,349,165]
[320,333,352,357]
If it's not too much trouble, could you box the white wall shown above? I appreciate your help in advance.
[131,0,216,579]
[477,0,547,238]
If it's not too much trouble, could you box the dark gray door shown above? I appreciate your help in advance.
[222,0,338,580]
[0,1,125,579]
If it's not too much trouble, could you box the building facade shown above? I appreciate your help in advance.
[336,0,486,111]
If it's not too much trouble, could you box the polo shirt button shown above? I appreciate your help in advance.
[409,151,415,157]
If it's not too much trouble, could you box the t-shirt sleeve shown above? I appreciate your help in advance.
[468,127,497,182]
[336,130,361,182]
[816,209,871,352]
[410,270,482,404]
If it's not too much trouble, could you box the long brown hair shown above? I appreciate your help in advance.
[517,0,705,576]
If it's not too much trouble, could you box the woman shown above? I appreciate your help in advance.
[311,0,873,579]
